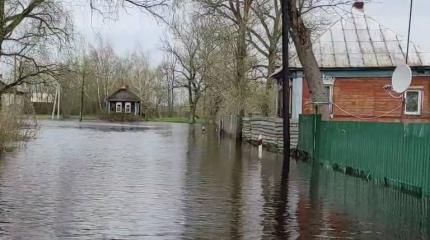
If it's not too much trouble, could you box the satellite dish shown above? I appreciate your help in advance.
[392,64,412,93]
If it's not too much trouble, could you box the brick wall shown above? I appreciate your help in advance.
[302,76,430,122]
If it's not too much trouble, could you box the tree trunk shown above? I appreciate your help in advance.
[96,75,103,112]
[167,73,174,117]
[267,49,277,90]
[289,1,329,119]
[234,21,248,140]
[170,86,174,117]
[0,1,5,54]
[79,73,85,122]
[167,82,172,117]
[187,80,195,124]
[236,20,247,118]
[189,102,197,124]
[262,49,278,116]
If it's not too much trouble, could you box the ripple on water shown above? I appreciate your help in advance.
[0,120,427,239]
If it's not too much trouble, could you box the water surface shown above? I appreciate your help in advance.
[0,120,428,239]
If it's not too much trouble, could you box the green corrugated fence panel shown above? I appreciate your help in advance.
[298,115,317,158]
[298,114,430,197]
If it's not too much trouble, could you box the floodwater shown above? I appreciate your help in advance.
[0,120,428,239]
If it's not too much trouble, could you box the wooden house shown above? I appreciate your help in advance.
[273,1,430,122]
[106,86,141,116]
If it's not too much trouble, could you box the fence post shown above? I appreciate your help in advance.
[312,114,322,163]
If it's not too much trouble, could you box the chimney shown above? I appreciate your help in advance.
[353,0,364,10]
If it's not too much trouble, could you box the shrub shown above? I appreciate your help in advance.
[0,110,37,153]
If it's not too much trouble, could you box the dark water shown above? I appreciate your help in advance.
[0,120,428,239]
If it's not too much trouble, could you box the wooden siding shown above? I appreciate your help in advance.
[302,76,430,122]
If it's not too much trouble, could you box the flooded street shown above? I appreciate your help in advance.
[0,120,428,239]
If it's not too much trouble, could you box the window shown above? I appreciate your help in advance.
[324,85,334,114]
[116,102,122,113]
[125,102,131,113]
[323,75,335,115]
[404,90,422,115]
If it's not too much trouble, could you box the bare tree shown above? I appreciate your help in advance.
[0,0,71,94]
[196,0,254,118]
[248,0,281,79]
[245,0,282,115]
[160,56,176,117]
[128,51,156,114]
[164,16,220,123]
[88,38,122,112]
[88,0,169,21]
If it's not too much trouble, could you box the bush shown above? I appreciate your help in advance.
[0,110,37,153]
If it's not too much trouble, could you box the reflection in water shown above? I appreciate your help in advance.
[0,120,427,239]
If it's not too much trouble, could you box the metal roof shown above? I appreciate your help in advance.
[289,6,430,69]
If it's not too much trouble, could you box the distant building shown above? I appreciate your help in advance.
[31,92,54,103]
[0,80,27,113]
[106,86,141,115]
[273,1,430,122]
[30,91,55,114]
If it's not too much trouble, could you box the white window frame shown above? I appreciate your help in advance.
[116,102,122,113]
[125,102,131,113]
[404,89,422,115]
[323,75,335,114]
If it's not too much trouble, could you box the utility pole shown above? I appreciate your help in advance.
[51,85,57,120]
[79,71,85,122]
[406,0,414,64]
[281,0,290,177]
[402,0,414,123]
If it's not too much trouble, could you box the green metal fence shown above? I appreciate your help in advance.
[298,114,430,197]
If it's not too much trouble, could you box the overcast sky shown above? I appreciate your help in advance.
[71,0,430,66]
